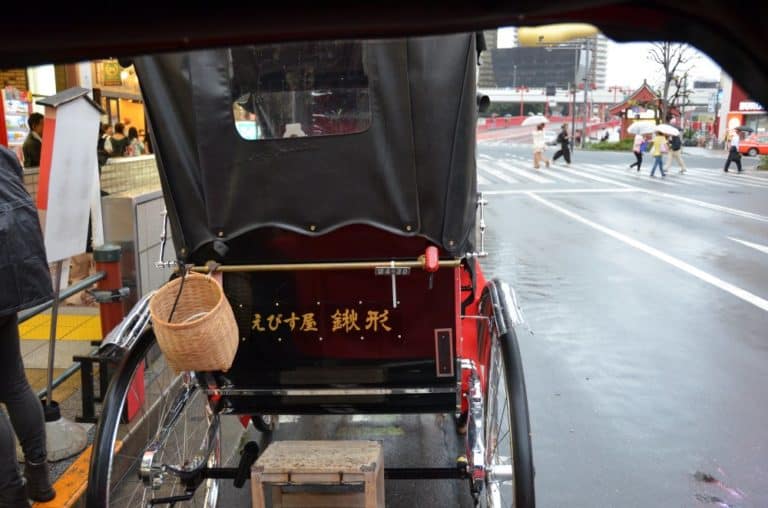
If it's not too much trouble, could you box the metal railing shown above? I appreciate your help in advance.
[18,271,106,401]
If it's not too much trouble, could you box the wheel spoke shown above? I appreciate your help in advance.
[88,336,220,507]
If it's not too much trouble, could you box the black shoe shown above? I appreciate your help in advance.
[0,482,31,508]
[24,460,55,502]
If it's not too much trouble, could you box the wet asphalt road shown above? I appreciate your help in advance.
[478,142,768,507]
[220,143,768,507]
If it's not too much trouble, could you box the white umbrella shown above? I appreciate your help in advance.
[627,122,656,135]
[656,124,680,136]
[521,115,549,127]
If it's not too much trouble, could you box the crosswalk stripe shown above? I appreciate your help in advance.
[538,169,580,183]
[677,171,746,188]
[477,173,492,185]
[496,161,555,183]
[477,161,519,184]
[724,173,768,185]
[497,158,581,183]
[556,166,630,187]
[578,164,677,186]
[595,164,739,188]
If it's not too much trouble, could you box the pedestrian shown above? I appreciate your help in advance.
[0,146,56,507]
[21,113,44,168]
[532,123,550,169]
[649,130,667,177]
[104,122,130,157]
[723,129,743,172]
[126,126,145,156]
[666,133,687,173]
[552,123,571,166]
[629,133,645,172]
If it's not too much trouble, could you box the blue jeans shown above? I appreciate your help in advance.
[650,155,665,176]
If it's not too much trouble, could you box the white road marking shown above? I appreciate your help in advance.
[527,192,768,313]
[556,165,768,223]
[728,237,768,255]
[485,188,639,195]
[478,161,518,183]
[537,167,581,183]
[477,172,492,185]
[557,165,632,187]
[579,164,677,186]
[496,161,555,183]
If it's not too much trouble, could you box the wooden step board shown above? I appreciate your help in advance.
[251,440,384,508]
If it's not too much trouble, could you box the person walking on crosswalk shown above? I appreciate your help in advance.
[723,129,743,172]
[552,123,571,166]
[629,133,646,172]
[532,123,550,169]
[649,130,667,178]
[666,133,687,173]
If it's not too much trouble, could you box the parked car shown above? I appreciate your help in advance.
[739,133,768,156]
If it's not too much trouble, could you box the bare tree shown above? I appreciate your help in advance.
[647,42,698,123]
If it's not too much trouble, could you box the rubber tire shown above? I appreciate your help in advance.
[86,331,220,507]
[481,280,535,508]
[748,148,758,157]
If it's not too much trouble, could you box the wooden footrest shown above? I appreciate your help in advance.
[251,440,384,508]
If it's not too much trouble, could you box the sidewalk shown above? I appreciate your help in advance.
[18,305,102,506]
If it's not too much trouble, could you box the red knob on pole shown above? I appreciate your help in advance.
[424,246,439,273]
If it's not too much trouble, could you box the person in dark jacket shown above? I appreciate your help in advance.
[0,146,56,506]
[21,112,44,168]
[552,123,571,166]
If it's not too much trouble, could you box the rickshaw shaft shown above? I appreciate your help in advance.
[188,259,462,273]
[384,467,469,480]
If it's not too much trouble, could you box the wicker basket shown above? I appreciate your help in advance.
[149,272,239,373]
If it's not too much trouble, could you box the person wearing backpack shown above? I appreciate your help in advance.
[666,133,687,173]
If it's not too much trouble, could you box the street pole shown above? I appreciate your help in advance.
[571,47,578,155]
[581,37,590,148]
[570,82,576,154]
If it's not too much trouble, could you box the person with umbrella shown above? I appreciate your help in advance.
[552,123,571,166]
[628,122,654,172]
[522,115,552,169]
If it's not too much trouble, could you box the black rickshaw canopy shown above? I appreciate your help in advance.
[134,33,480,263]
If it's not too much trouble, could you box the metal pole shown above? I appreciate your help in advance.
[571,47,577,155]
[45,260,64,406]
[581,38,590,148]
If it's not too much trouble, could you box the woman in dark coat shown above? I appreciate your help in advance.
[0,146,56,506]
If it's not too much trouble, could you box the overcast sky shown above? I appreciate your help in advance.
[497,27,722,89]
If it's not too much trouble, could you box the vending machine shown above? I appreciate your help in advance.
[0,85,33,161]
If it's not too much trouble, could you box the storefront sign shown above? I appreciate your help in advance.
[102,60,122,86]
[739,101,763,111]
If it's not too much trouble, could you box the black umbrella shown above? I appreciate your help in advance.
[735,125,754,133]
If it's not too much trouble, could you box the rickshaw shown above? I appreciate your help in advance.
[85,33,534,507]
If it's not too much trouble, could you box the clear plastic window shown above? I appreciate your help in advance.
[229,40,371,140]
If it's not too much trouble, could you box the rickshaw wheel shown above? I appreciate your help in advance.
[86,330,221,508]
[480,290,535,507]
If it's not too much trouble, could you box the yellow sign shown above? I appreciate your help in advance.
[250,308,393,335]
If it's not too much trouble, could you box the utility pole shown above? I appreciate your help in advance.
[581,37,591,148]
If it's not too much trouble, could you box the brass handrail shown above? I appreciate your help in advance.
[188,257,462,273]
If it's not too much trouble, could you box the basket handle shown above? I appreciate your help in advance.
[206,261,223,287]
